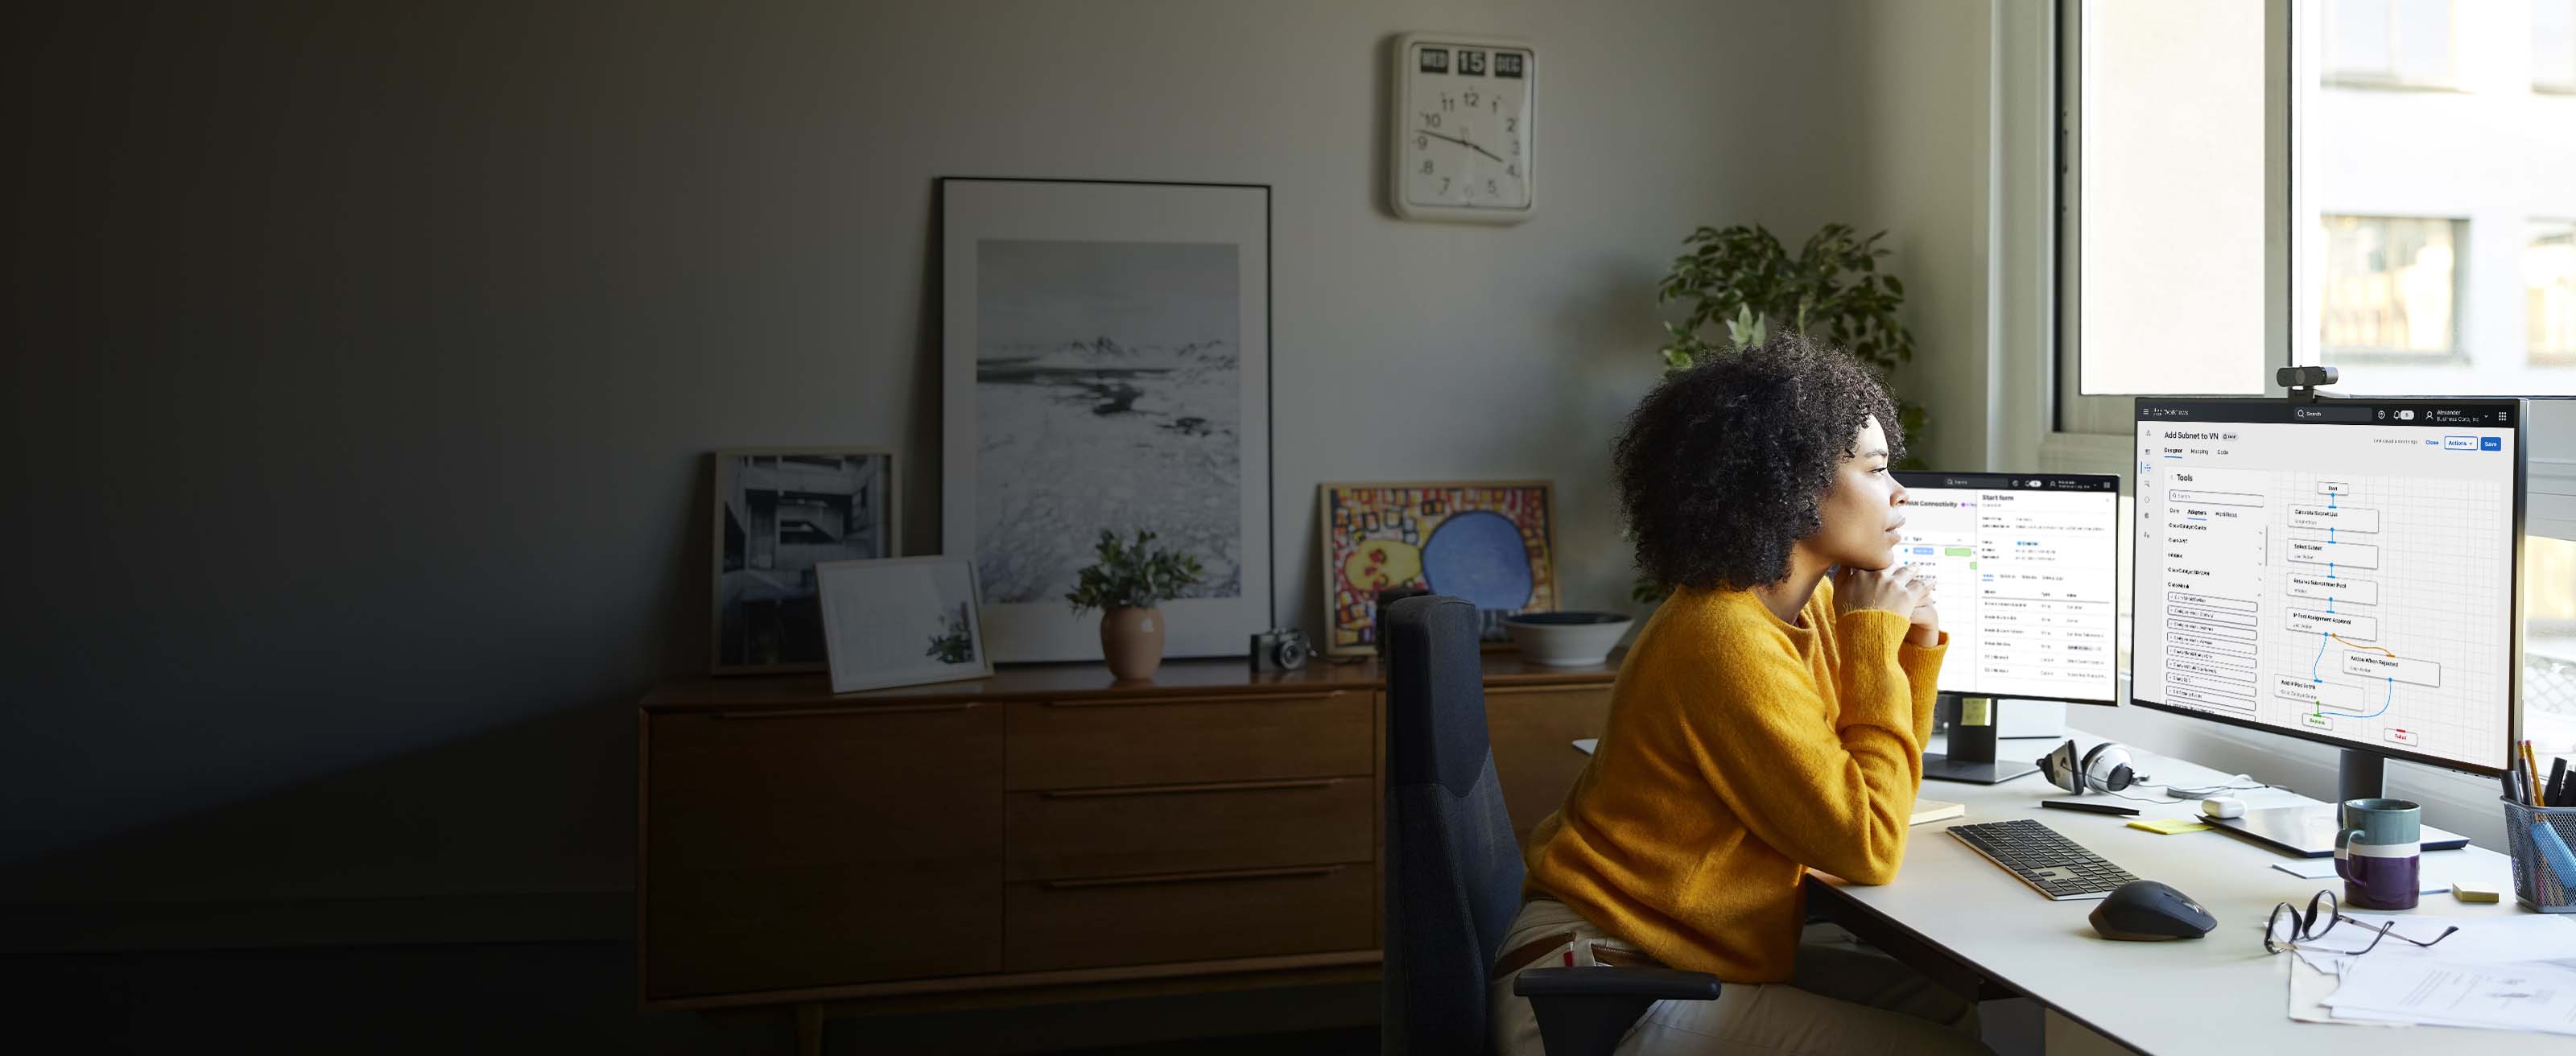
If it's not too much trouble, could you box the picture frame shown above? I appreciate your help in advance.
[940,177,1274,662]
[710,448,898,674]
[1317,480,1558,656]
[815,555,993,694]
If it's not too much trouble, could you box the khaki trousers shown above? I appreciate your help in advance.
[1488,899,1993,1055]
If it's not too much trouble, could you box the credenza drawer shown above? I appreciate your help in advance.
[643,703,1005,1000]
[1005,691,1370,790]
[1004,863,1375,972]
[1005,776,1373,881]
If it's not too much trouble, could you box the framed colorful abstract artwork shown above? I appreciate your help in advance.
[1316,481,1558,656]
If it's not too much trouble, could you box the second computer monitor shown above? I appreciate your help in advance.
[1893,472,2122,705]
[2132,398,2521,777]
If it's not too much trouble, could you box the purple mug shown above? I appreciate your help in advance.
[2334,798,2422,910]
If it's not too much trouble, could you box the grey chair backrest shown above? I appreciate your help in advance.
[1381,594,1525,1056]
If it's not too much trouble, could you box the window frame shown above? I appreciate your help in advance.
[2053,0,2296,443]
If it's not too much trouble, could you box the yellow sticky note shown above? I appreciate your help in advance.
[2127,818,2213,835]
[2452,882,2501,904]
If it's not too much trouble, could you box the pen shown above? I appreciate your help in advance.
[2520,741,2543,806]
[2551,757,2570,809]
[2533,743,2549,807]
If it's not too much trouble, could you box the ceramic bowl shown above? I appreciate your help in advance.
[1501,611,1633,666]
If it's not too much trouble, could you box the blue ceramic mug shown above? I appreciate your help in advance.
[2334,798,2422,910]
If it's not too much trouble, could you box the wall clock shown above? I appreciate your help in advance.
[1389,33,1535,224]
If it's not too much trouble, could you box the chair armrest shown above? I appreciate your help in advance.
[1512,966,1723,1002]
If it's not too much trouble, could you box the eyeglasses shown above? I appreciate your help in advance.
[2263,890,2460,957]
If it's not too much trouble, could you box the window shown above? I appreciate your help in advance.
[2318,216,2463,357]
[2051,0,2576,767]
[2326,0,2455,87]
[2301,1,2576,396]
[2062,0,2273,418]
[2535,221,2576,361]
[2539,0,2576,92]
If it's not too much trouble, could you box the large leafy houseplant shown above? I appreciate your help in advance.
[1632,223,1923,604]
[1653,222,1924,455]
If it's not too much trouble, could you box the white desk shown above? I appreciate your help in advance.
[1806,730,2534,1054]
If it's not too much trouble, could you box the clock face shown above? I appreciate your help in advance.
[1403,41,1531,212]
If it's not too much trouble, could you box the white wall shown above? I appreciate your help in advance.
[4,0,1997,940]
[1847,0,1995,471]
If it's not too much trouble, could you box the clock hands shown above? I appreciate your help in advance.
[1417,126,1505,164]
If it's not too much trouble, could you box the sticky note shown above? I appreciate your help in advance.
[2451,881,2500,904]
[2126,818,2212,835]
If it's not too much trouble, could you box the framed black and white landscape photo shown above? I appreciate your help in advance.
[710,448,896,674]
[940,179,1272,662]
[815,555,992,694]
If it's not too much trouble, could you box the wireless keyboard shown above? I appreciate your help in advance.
[1946,819,2139,901]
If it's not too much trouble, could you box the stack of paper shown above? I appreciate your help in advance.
[2322,958,2576,1033]
[2289,912,2576,1031]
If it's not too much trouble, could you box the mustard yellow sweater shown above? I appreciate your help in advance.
[1521,579,1946,983]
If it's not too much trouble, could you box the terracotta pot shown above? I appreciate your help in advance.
[1099,606,1166,680]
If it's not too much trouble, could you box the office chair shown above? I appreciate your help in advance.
[1380,595,1721,1056]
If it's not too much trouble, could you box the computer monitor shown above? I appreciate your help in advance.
[1893,472,2122,783]
[2133,397,2523,854]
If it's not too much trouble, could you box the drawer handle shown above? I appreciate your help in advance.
[1041,778,1346,799]
[1042,692,1342,708]
[1042,865,1348,889]
[713,701,981,720]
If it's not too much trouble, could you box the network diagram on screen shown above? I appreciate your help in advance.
[2132,402,2518,770]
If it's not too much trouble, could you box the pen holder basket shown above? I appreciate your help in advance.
[2500,797,2576,913]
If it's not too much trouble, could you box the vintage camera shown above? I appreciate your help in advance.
[1249,628,1314,672]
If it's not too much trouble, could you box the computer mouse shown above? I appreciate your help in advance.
[2089,880,2216,941]
[2202,797,2244,819]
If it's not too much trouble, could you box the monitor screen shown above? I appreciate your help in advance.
[1893,472,2121,704]
[2132,398,2522,775]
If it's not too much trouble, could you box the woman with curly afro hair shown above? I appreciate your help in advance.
[1490,336,1990,1055]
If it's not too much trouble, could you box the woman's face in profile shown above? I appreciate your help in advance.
[1811,416,1909,570]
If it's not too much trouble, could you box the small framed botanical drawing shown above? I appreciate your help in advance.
[1317,480,1558,656]
[815,555,992,694]
[711,449,897,674]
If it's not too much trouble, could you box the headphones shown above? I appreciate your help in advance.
[2037,739,2136,794]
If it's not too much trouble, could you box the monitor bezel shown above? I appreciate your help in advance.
[1892,470,2124,707]
[2128,396,2526,779]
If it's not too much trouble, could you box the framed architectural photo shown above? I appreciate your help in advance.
[941,178,1273,662]
[710,448,897,674]
[815,555,992,694]
[1317,480,1558,656]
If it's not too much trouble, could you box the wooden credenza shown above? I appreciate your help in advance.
[638,650,1620,1032]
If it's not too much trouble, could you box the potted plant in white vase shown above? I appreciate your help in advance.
[1065,529,1204,680]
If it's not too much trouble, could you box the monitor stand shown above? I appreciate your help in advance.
[2201,749,2471,857]
[1923,695,2041,785]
